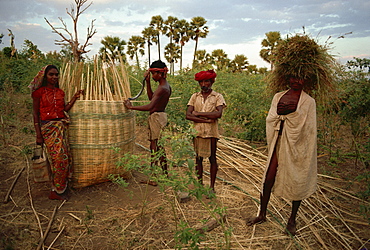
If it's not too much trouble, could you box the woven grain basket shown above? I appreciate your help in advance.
[68,100,135,188]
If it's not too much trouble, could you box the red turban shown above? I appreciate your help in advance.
[149,60,168,78]
[194,70,217,82]
[149,67,168,73]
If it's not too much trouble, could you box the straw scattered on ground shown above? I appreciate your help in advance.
[1,129,369,249]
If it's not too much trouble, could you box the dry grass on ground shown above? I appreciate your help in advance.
[0,91,369,249]
[0,125,369,249]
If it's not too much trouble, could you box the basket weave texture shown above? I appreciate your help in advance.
[68,100,135,188]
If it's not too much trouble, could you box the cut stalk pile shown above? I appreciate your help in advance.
[59,55,131,101]
[1,132,368,249]
[211,136,369,249]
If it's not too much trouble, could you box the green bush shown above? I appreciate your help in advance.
[164,71,269,141]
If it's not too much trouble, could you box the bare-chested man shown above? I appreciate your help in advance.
[124,60,171,173]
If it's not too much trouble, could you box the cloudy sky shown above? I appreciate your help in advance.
[0,0,369,69]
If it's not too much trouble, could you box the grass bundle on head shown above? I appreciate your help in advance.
[266,33,339,103]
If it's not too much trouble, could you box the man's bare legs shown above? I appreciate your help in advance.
[247,148,302,236]
[195,138,218,193]
[246,148,278,225]
[209,138,218,192]
[196,156,204,184]
[286,200,301,235]
[150,139,168,173]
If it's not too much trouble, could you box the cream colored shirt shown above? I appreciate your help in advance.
[187,90,226,138]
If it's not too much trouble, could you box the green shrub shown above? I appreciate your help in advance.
[165,71,269,141]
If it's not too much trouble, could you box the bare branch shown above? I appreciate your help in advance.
[67,0,91,23]
[66,7,75,21]
[44,0,96,62]
[58,17,74,39]
[80,19,97,52]
[44,17,72,45]
[55,42,71,46]
[77,0,93,15]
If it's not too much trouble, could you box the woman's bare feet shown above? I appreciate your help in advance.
[49,190,68,200]
[246,215,266,226]
[286,221,297,236]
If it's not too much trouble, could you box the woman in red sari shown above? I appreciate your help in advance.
[30,65,83,200]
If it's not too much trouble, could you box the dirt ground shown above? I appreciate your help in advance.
[0,125,166,249]
[0,123,369,249]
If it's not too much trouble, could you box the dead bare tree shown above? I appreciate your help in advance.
[45,0,97,62]
[7,29,17,57]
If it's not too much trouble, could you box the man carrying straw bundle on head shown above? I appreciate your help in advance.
[124,60,172,175]
[246,33,337,236]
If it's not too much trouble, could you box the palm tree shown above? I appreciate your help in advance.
[260,31,281,70]
[247,64,258,74]
[190,16,209,66]
[127,35,145,69]
[164,43,181,75]
[211,49,229,71]
[142,26,157,66]
[231,54,249,72]
[164,16,178,44]
[164,16,179,73]
[258,67,268,74]
[150,15,164,60]
[99,36,126,62]
[193,49,212,69]
[173,19,190,70]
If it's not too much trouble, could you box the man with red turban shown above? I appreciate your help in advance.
[124,60,171,174]
[186,70,226,196]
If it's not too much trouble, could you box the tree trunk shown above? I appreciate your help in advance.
[135,52,140,70]
[147,44,151,67]
[157,35,161,60]
[193,38,199,67]
[180,45,183,70]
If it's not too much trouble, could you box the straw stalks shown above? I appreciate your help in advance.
[3,166,24,203]
[215,136,368,249]
[266,33,339,105]
[59,55,131,101]
[2,131,367,249]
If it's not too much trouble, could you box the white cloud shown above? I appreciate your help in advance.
[0,0,369,68]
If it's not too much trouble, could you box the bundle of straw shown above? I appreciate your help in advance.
[267,33,339,100]
[60,55,134,188]
[60,55,131,101]
[214,136,368,249]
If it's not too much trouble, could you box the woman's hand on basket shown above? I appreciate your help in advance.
[74,90,84,99]
[65,90,84,112]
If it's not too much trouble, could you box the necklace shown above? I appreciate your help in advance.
[44,88,56,104]
[42,87,60,119]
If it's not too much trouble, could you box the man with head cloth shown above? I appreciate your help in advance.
[186,70,226,195]
[124,60,171,173]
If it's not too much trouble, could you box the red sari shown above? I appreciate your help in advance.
[33,87,72,194]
